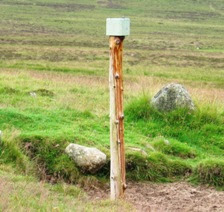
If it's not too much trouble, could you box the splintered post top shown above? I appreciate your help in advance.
[106,18,130,36]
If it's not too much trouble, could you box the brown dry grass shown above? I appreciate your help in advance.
[0,168,133,212]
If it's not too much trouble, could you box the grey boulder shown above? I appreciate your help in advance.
[65,143,106,174]
[151,83,194,112]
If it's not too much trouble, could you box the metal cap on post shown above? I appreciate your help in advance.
[106,18,130,200]
[106,18,130,36]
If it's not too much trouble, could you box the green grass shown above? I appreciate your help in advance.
[126,151,192,182]
[151,137,197,159]
[125,96,224,156]
[194,159,224,187]
[125,96,224,186]
[0,94,223,188]
[0,0,223,208]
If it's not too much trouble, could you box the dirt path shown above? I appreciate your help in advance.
[87,182,224,212]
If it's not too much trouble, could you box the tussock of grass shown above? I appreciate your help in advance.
[0,129,33,174]
[195,159,224,187]
[20,135,81,183]
[126,152,192,182]
[125,95,152,121]
[152,137,197,159]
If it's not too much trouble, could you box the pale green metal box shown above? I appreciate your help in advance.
[106,18,130,36]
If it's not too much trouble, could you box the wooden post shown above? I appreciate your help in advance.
[109,36,126,200]
[106,17,130,200]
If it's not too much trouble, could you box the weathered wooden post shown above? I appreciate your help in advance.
[106,17,130,200]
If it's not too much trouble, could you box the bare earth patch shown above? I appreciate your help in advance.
[88,182,224,212]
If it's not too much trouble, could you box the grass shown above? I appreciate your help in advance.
[194,159,224,187]
[126,151,192,182]
[0,93,223,188]
[151,137,197,159]
[0,0,223,209]
[0,165,132,211]
[125,96,224,187]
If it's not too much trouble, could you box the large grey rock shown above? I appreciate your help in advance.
[151,83,194,112]
[65,144,106,174]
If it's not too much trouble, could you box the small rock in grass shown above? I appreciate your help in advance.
[151,83,195,112]
[30,92,37,97]
[65,143,106,174]
[128,147,148,156]
[164,139,170,145]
